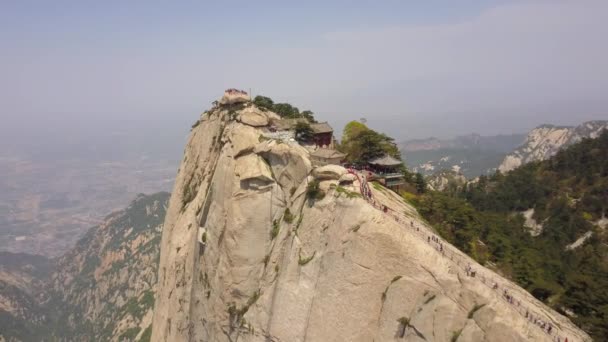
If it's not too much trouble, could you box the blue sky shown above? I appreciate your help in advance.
[1,0,607,148]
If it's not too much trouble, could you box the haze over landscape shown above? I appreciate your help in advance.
[1,2,607,342]
[2,0,608,142]
[3,0,607,256]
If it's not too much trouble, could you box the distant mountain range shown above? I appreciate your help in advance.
[498,120,608,172]
[402,120,608,178]
[401,133,525,177]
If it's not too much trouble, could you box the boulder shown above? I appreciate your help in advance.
[230,124,261,157]
[235,154,273,183]
[238,107,269,127]
[312,165,347,180]
[339,173,356,183]
[256,142,312,195]
[219,93,251,105]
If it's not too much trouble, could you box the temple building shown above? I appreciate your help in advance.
[272,119,336,148]
[368,155,406,190]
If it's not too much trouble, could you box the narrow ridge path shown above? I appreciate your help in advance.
[346,168,580,342]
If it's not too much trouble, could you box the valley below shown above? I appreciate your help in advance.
[0,154,176,257]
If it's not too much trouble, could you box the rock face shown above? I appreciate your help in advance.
[312,164,346,180]
[522,208,544,237]
[238,107,269,127]
[151,104,590,342]
[219,91,251,105]
[498,121,608,173]
[426,170,467,192]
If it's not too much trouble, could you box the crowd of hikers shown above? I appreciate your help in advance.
[346,169,575,342]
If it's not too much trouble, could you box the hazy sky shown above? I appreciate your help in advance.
[1,0,607,148]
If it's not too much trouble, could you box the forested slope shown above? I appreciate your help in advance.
[414,131,608,340]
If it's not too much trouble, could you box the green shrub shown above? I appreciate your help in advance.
[397,317,410,338]
[335,186,361,198]
[119,327,141,341]
[372,181,383,190]
[397,316,410,325]
[140,290,155,310]
[263,254,270,268]
[306,180,325,200]
[270,220,280,240]
[298,250,316,266]
[138,325,152,342]
[228,290,261,326]
[294,122,314,142]
[468,303,485,319]
[253,95,274,111]
[451,329,462,342]
[245,290,260,310]
[283,208,294,224]
[181,175,199,208]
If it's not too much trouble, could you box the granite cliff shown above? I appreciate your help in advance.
[151,98,590,342]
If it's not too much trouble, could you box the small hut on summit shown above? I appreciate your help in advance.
[369,155,405,190]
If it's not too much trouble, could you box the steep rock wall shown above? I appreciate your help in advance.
[152,104,590,342]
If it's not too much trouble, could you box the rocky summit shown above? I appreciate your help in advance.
[151,98,590,341]
[498,121,608,173]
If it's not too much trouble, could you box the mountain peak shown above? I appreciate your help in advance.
[499,120,608,173]
[151,99,589,341]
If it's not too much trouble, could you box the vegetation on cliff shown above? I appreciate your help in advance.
[412,131,608,340]
[338,121,428,194]
[339,121,401,164]
[253,95,317,122]
[0,193,169,342]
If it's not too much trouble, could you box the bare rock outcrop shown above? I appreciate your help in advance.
[219,90,251,105]
[426,169,467,192]
[499,121,608,173]
[238,107,269,127]
[151,104,590,342]
[312,164,346,180]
